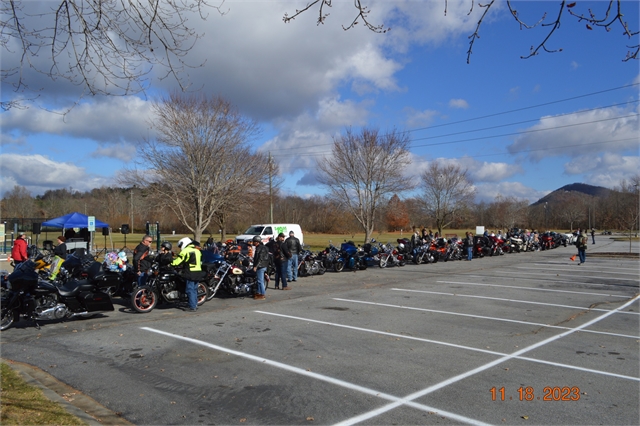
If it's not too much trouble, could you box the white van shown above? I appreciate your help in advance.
[236,224,303,245]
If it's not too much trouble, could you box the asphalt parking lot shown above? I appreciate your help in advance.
[1,238,638,425]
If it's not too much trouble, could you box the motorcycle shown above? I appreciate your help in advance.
[444,237,464,261]
[396,238,414,263]
[321,243,345,272]
[1,260,115,331]
[298,248,326,277]
[360,239,381,267]
[130,260,210,313]
[207,256,268,298]
[339,241,366,271]
[379,243,404,268]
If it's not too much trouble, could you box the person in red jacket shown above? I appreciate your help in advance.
[11,232,28,269]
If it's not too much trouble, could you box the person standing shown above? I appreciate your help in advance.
[576,229,588,265]
[133,235,153,286]
[591,228,596,244]
[11,232,28,269]
[49,236,67,280]
[270,233,291,290]
[285,231,302,282]
[172,237,204,311]
[465,232,474,261]
[251,236,269,300]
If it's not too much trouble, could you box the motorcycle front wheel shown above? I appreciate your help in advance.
[379,255,388,268]
[131,286,158,313]
[334,260,344,272]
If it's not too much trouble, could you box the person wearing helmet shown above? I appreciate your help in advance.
[172,237,204,311]
[251,236,269,300]
[157,241,174,268]
[133,235,153,286]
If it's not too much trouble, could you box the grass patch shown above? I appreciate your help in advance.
[0,362,85,425]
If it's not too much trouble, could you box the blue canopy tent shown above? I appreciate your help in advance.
[41,212,110,253]
[41,212,110,229]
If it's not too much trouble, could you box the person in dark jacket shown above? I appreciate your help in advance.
[133,235,153,286]
[269,233,291,290]
[285,231,303,282]
[464,232,474,261]
[251,236,270,300]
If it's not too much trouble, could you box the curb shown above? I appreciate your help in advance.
[2,359,132,425]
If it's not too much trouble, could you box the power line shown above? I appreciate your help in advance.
[272,111,639,159]
[267,83,639,155]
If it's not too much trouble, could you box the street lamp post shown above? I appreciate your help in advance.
[544,202,548,231]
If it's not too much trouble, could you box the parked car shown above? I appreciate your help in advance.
[601,230,612,235]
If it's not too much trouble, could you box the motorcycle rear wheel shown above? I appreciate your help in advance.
[197,283,209,306]
[316,263,326,275]
[1,307,15,331]
[131,286,158,313]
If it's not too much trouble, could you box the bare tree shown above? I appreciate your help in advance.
[121,93,270,243]
[486,195,529,231]
[1,0,225,110]
[1,185,35,218]
[557,192,589,231]
[283,0,638,62]
[317,127,413,243]
[612,175,640,249]
[420,163,475,235]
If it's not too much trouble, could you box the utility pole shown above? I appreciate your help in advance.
[130,189,134,233]
[269,152,274,223]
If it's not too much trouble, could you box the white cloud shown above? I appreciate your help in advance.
[474,182,548,204]
[404,108,439,128]
[508,105,639,161]
[1,97,153,144]
[0,153,110,196]
[91,143,138,162]
[449,99,469,109]
[565,153,640,188]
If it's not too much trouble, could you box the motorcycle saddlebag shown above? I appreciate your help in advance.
[80,291,114,312]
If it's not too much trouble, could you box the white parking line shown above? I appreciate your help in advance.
[140,326,491,426]
[333,297,640,339]
[436,280,630,298]
[514,268,640,282]
[335,294,640,426]
[391,288,640,315]
[465,274,638,288]
[531,263,640,273]
[257,310,639,380]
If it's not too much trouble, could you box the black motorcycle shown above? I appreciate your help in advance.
[129,260,209,313]
[1,260,115,331]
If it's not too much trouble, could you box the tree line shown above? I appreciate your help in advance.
[2,176,637,241]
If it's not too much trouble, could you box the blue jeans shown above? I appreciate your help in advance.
[137,272,147,287]
[467,246,473,261]
[185,280,198,309]
[275,261,288,288]
[578,249,586,264]
[288,254,299,281]
[256,267,266,295]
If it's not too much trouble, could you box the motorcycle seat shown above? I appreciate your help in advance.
[58,279,96,297]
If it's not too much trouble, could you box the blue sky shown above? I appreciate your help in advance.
[1,0,638,203]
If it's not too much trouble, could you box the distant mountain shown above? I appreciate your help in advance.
[531,183,613,206]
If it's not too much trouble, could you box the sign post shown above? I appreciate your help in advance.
[88,216,96,254]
